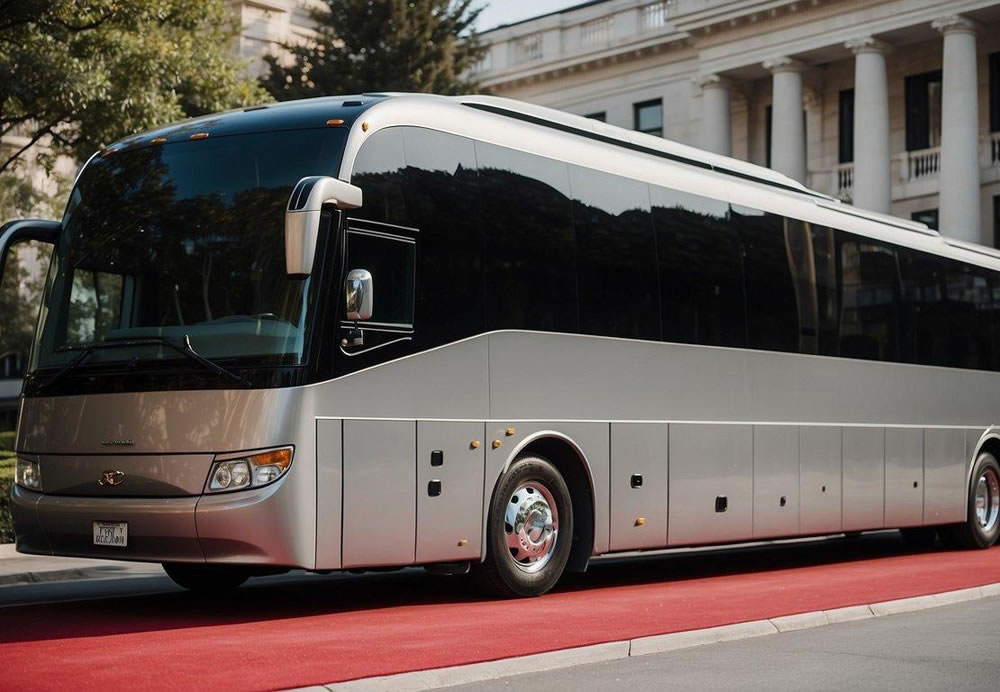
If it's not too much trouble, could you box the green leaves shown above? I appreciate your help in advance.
[0,0,271,176]
[261,0,488,101]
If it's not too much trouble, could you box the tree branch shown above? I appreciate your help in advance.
[0,126,51,176]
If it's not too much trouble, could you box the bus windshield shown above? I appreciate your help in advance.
[30,128,346,375]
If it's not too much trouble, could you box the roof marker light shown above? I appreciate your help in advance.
[151,137,167,144]
[189,132,209,140]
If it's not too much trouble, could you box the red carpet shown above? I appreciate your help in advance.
[1,537,999,691]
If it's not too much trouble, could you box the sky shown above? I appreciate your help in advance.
[474,0,586,31]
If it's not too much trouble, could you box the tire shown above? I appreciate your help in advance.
[899,526,938,549]
[942,452,1000,550]
[162,562,250,592]
[475,455,574,598]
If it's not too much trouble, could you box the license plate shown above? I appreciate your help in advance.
[93,521,128,547]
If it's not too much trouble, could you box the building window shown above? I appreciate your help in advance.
[839,89,854,164]
[905,70,943,151]
[911,209,939,231]
[994,196,1000,248]
[990,53,1000,133]
[634,99,663,137]
[584,112,606,122]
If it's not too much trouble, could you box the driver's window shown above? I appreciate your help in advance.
[344,226,415,329]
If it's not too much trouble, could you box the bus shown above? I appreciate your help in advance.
[2,93,998,598]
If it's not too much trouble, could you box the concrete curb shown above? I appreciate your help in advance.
[317,582,1000,692]
[0,566,158,587]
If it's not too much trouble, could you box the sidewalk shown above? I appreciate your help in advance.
[0,543,163,586]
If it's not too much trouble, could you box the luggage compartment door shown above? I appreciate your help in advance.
[416,421,486,564]
[753,425,799,538]
[342,419,416,568]
[610,423,668,551]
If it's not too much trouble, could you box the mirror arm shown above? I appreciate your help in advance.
[0,218,60,292]
[284,176,363,277]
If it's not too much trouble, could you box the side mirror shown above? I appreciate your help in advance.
[0,219,60,290]
[345,269,373,321]
[284,176,362,277]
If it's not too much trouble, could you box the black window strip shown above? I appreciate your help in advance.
[463,102,823,199]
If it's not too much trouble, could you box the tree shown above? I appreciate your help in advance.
[0,0,270,176]
[262,0,487,101]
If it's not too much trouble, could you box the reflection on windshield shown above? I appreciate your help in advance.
[33,128,345,371]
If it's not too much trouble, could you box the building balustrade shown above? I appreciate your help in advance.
[987,131,1000,168]
[475,1,676,78]
[831,136,1000,199]
[899,146,941,183]
[835,163,855,198]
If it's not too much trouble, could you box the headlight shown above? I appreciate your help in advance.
[15,456,42,491]
[206,448,292,493]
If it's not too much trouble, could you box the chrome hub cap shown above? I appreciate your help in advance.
[975,469,999,533]
[505,481,559,573]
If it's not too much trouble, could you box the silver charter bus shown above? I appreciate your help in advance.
[3,94,999,597]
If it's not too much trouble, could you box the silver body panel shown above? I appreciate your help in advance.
[341,419,416,568]
[668,424,753,546]
[14,331,996,569]
[842,427,885,532]
[798,426,843,534]
[884,427,924,528]
[609,423,668,551]
[415,421,485,564]
[315,419,343,569]
[923,428,968,525]
[752,425,799,539]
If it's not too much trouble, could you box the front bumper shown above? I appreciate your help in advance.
[11,476,311,567]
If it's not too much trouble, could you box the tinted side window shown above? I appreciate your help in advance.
[811,225,840,356]
[350,127,406,225]
[476,142,577,333]
[732,206,799,353]
[569,166,659,340]
[903,251,993,369]
[837,235,903,362]
[652,186,746,348]
[401,128,484,346]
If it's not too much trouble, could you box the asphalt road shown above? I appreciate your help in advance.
[456,596,1000,692]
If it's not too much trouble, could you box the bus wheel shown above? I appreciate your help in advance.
[942,452,1000,550]
[162,563,250,592]
[476,455,573,598]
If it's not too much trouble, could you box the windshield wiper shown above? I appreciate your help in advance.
[37,335,252,393]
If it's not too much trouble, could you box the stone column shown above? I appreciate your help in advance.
[933,15,980,243]
[846,37,891,214]
[763,56,807,183]
[697,74,732,156]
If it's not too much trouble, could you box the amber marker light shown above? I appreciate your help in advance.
[253,448,293,472]
[151,137,167,144]
[189,132,210,140]
[361,121,370,132]
[326,118,345,127]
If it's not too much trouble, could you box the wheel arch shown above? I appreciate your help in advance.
[969,427,1000,491]
[488,430,597,573]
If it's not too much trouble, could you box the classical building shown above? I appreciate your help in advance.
[229,0,322,77]
[475,0,1000,247]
